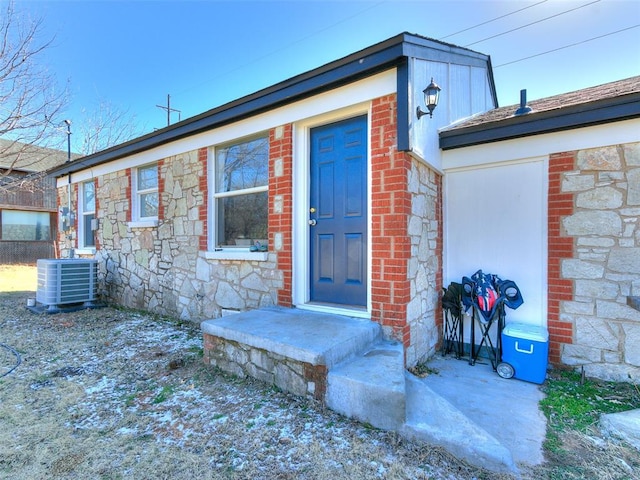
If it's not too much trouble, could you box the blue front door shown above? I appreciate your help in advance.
[309,115,367,307]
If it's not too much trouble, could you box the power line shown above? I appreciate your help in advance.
[494,24,640,68]
[465,0,601,47]
[174,1,387,100]
[144,1,387,126]
[440,0,548,40]
[156,94,181,127]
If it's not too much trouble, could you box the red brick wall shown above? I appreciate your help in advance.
[548,151,576,364]
[157,160,165,221]
[198,147,208,251]
[370,94,412,346]
[93,178,100,251]
[269,125,293,307]
[124,168,132,223]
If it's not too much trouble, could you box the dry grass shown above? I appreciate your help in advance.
[1,266,637,479]
[0,264,37,292]
[0,289,502,480]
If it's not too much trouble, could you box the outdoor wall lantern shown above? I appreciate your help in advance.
[416,78,441,119]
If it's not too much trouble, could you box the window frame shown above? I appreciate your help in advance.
[209,134,269,252]
[132,162,159,223]
[78,179,96,250]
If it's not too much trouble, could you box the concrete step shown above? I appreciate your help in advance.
[326,340,406,431]
[201,307,382,369]
[326,343,519,474]
[402,372,518,475]
[422,355,546,468]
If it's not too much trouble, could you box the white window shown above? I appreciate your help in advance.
[79,180,96,248]
[134,163,159,221]
[212,136,268,249]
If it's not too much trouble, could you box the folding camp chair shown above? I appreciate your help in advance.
[467,299,505,370]
[441,282,464,358]
[462,270,520,370]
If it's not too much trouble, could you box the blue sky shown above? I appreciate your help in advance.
[16,0,640,151]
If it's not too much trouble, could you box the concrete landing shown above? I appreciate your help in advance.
[403,372,517,474]
[421,355,547,468]
[201,307,381,368]
[201,307,546,474]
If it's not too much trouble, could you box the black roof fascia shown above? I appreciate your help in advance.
[396,59,410,152]
[50,34,417,178]
[49,32,493,178]
[439,92,640,150]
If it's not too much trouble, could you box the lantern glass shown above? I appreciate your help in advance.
[423,78,441,114]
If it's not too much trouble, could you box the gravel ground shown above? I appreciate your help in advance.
[0,291,515,480]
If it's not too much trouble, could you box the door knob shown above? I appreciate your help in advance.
[308,219,317,226]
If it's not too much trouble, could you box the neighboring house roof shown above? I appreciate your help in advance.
[48,32,496,178]
[0,138,69,172]
[440,76,640,150]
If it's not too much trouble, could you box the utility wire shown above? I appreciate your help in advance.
[440,0,548,40]
[465,0,601,47]
[174,1,387,100]
[494,24,640,68]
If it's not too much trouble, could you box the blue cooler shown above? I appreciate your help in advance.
[501,322,549,384]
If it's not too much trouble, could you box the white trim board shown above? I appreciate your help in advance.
[441,118,640,171]
[57,70,397,188]
[292,103,373,318]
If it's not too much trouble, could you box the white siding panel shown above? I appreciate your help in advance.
[444,159,547,329]
[410,58,449,167]
[450,65,472,122]
[471,66,490,113]
[410,58,493,171]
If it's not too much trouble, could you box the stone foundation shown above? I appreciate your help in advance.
[203,333,328,401]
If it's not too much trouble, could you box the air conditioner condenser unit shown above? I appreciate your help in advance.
[36,259,98,312]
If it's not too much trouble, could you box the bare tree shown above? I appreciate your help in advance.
[0,0,68,178]
[78,99,144,155]
[0,1,143,197]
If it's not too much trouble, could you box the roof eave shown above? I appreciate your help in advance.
[49,32,494,178]
[48,34,415,178]
[439,92,640,150]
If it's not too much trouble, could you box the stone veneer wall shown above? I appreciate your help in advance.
[405,158,442,365]
[57,182,78,255]
[553,141,640,383]
[57,98,442,368]
[59,143,285,321]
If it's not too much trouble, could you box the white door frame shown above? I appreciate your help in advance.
[292,103,372,319]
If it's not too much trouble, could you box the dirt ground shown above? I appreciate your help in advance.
[0,266,637,479]
[1,289,510,480]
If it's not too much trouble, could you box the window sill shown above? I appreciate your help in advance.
[204,250,269,261]
[75,248,96,256]
[128,220,158,229]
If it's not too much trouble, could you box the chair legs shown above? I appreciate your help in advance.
[442,310,464,358]
[469,306,504,370]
